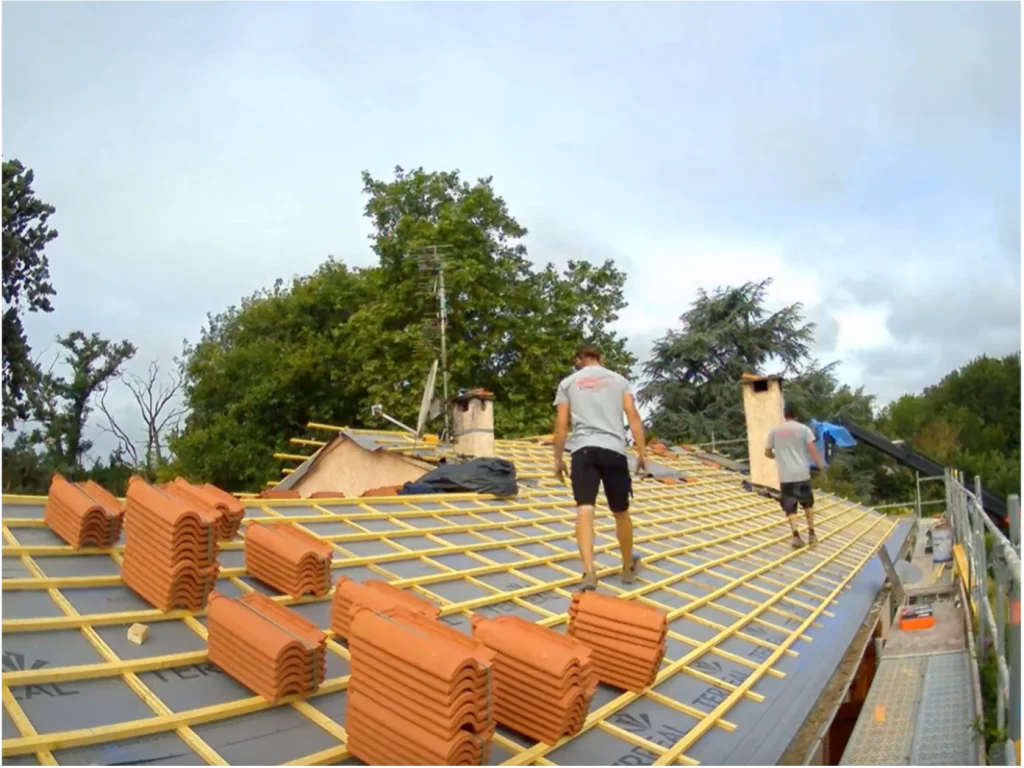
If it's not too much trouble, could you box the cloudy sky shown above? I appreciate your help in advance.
[3,2,1020,461]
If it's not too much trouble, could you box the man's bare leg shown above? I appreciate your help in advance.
[614,512,633,572]
[804,506,817,543]
[576,505,597,589]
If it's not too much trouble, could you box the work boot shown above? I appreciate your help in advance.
[808,531,818,545]
[621,557,643,585]
[791,532,805,548]
[577,571,598,592]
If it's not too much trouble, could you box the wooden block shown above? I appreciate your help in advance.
[127,623,149,645]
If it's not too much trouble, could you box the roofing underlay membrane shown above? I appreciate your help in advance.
[1,430,911,766]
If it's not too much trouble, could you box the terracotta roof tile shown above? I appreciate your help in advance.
[360,485,404,498]
[121,477,221,611]
[206,591,327,701]
[244,523,333,598]
[568,592,667,693]
[330,576,439,640]
[165,478,245,540]
[471,614,595,744]
[309,490,348,499]
[43,474,124,549]
[259,489,301,499]
[346,606,494,765]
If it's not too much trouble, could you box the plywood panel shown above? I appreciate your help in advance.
[742,378,785,490]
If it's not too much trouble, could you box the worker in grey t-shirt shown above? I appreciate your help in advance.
[553,345,647,592]
[765,403,827,548]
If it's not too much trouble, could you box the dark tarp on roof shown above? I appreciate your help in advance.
[407,458,519,497]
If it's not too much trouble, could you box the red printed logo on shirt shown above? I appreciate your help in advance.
[576,377,609,391]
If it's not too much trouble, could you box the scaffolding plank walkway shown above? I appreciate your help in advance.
[840,650,976,766]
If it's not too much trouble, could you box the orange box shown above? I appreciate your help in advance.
[899,615,936,631]
[899,606,936,632]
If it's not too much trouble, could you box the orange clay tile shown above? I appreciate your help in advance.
[309,491,347,499]
[360,485,404,498]
[659,477,680,486]
[259,489,301,499]
[568,592,667,693]
[346,606,494,766]
[650,443,671,458]
[120,477,221,611]
[701,459,720,468]
[44,474,124,549]
[244,523,333,598]
[330,576,439,640]
[471,614,594,744]
[120,558,219,612]
[206,591,327,701]
[164,478,245,540]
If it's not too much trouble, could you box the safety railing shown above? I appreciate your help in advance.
[945,469,1021,765]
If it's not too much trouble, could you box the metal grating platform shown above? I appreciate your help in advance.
[841,655,927,765]
[841,650,978,766]
[2,430,903,766]
[911,651,976,765]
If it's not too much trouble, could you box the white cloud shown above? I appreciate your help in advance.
[2,1,1017,460]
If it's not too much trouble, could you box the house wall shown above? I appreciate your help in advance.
[291,440,431,498]
[741,377,785,490]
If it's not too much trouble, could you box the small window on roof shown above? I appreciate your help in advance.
[752,379,769,393]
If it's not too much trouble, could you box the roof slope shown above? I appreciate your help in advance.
[1,430,907,766]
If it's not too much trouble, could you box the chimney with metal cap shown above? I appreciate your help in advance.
[452,389,495,457]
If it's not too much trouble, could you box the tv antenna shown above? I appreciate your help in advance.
[414,245,452,437]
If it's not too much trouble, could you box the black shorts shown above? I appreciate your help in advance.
[570,446,632,514]
[780,481,814,516]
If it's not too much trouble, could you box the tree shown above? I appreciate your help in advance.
[639,279,815,443]
[99,361,186,478]
[354,166,635,436]
[33,331,137,474]
[171,167,635,491]
[2,159,58,430]
[877,353,1021,500]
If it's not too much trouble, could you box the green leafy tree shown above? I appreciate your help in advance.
[877,353,1021,500]
[639,279,815,443]
[171,167,635,491]
[33,331,137,474]
[639,280,891,503]
[2,159,58,430]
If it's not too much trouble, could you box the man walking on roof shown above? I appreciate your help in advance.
[766,403,827,548]
[552,345,647,592]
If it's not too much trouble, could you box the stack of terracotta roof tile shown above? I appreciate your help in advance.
[568,592,667,693]
[121,477,220,611]
[44,474,124,549]
[347,605,495,765]
[207,591,327,701]
[244,522,334,598]
[331,575,439,640]
[161,478,245,540]
[472,614,596,745]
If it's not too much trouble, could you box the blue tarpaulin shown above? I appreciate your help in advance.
[809,419,857,470]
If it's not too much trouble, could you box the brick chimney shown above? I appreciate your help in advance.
[739,374,785,490]
[452,390,495,457]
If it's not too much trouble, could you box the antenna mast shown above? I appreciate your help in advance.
[415,245,452,438]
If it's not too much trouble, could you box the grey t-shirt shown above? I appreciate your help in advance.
[766,421,815,483]
[553,365,631,455]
